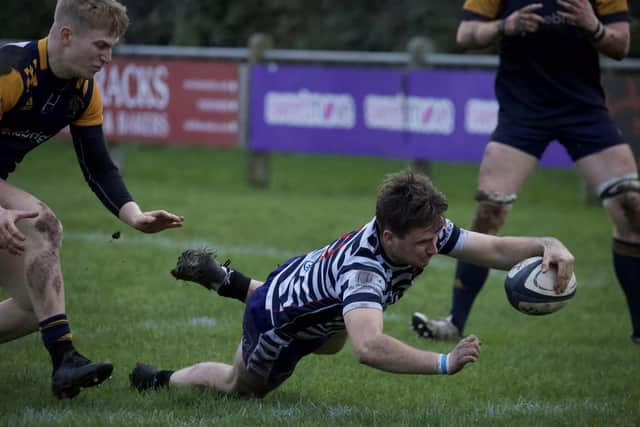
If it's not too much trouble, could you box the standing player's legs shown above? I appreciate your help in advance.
[412,141,538,339]
[0,181,67,342]
[0,180,113,398]
[450,143,537,332]
[576,144,640,342]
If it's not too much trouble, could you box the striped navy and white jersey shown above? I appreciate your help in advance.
[264,216,467,340]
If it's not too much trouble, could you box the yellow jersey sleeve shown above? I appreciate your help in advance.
[72,79,103,126]
[595,0,628,16]
[462,0,502,19]
[0,68,24,119]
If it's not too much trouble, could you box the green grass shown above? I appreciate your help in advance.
[1,140,638,426]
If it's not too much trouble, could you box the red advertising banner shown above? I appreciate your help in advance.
[93,58,238,146]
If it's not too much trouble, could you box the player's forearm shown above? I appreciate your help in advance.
[487,236,550,269]
[593,23,630,60]
[353,333,441,374]
[461,234,550,270]
[71,125,133,216]
[457,20,502,50]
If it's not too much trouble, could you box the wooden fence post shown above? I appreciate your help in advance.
[407,36,435,177]
[246,33,273,188]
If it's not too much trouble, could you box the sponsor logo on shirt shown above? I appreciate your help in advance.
[0,127,50,144]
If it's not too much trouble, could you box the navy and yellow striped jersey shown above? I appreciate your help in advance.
[461,0,630,121]
[0,38,131,215]
[264,217,466,340]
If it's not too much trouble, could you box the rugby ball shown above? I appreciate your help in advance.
[504,256,577,315]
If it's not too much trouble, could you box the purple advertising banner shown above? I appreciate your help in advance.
[250,64,573,167]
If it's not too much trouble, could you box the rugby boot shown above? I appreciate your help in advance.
[51,349,113,399]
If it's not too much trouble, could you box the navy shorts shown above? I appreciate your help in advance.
[492,110,625,161]
[241,258,328,387]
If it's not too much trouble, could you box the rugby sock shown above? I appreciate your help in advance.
[612,238,640,339]
[156,370,174,388]
[39,314,73,370]
[217,270,251,302]
[450,261,490,332]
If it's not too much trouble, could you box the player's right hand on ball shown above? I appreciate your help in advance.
[447,335,481,375]
[0,207,39,256]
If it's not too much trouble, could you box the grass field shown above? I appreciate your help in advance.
[0,140,638,426]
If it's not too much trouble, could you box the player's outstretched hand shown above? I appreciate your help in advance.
[447,335,481,375]
[131,210,184,233]
[540,237,575,294]
[0,207,39,256]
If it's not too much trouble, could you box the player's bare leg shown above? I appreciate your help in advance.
[0,298,39,342]
[171,249,262,303]
[577,144,640,343]
[0,180,113,398]
[131,342,274,398]
[0,181,67,340]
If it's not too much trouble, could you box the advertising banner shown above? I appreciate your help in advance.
[95,58,239,146]
[250,64,573,167]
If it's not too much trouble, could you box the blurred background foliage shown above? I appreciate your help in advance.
[1,0,638,56]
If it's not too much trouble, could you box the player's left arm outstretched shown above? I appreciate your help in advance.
[70,124,184,233]
[453,231,575,293]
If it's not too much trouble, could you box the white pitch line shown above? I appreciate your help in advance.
[63,230,460,270]
[63,230,300,259]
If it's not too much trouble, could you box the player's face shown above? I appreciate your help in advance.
[383,220,443,269]
[64,28,118,79]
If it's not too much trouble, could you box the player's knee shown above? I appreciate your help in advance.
[230,376,273,398]
[616,191,640,233]
[472,191,514,234]
[599,175,640,234]
[32,204,63,249]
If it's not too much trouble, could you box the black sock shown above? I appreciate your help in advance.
[156,370,174,388]
[217,270,251,302]
[39,314,74,370]
[450,261,490,332]
[613,238,640,338]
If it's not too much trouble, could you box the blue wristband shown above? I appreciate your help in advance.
[439,353,449,375]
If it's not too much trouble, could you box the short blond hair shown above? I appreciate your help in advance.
[53,0,129,38]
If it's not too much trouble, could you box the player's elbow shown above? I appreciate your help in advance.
[608,31,631,60]
[352,336,382,366]
[607,43,629,61]
[456,22,478,50]
[456,29,472,49]
[353,347,375,366]
[617,42,630,60]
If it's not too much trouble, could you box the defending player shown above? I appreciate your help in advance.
[412,0,640,344]
[0,0,183,399]
[130,170,573,397]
